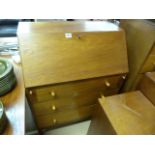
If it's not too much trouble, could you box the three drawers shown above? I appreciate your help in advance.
[26,74,126,129]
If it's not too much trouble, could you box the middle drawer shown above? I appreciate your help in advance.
[33,91,102,116]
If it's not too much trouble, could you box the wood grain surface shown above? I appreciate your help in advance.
[88,91,155,135]
[137,72,155,106]
[18,21,128,88]
[120,19,155,91]
[27,74,125,103]
[140,44,155,73]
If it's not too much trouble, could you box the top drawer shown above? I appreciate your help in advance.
[26,74,126,103]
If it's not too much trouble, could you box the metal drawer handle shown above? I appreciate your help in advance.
[52,105,56,111]
[122,75,126,80]
[105,81,111,87]
[50,91,56,98]
[29,90,33,95]
[53,119,57,124]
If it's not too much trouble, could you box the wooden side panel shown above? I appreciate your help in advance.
[137,72,155,106]
[88,91,155,135]
[120,20,155,91]
[87,103,116,135]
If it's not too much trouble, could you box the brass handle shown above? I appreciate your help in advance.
[53,119,57,124]
[29,90,33,95]
[50,91,56,98]
[122,75,126,80]
[105,81,111,87]
[52,105,56,111]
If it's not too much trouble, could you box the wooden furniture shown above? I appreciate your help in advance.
[137,72,155,106]
[0,37,24,135]
[18,21,128,132]
[120,20,155,91]
[88,91,155,135]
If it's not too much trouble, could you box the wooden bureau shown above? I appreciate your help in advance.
[18,21,128,133]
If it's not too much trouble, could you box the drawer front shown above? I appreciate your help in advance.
[26,75,126,103]
[33,93,99,116]
[140,45,155,73]
[36,104,95,129]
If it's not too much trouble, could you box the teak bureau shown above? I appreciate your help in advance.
[18,21,128,133]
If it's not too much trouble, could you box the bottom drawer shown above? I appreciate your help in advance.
[36,104,95,129]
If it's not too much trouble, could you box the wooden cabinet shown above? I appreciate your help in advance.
[88,91,155,135]
[18,21,128,132]
[120,20,155,91]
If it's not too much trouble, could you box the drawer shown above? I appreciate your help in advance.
[33,92,101,116]
[140,45,155,73]
[26,74,126,103]
[36,104,95,129]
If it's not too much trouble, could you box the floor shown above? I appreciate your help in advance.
[44,120,91,135]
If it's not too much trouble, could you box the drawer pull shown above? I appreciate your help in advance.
[53,119,57,124]
[105,81,111,87]
[29,90,33,95]
[50,91,56,98]
[52,105,56,111]
[122,75,126,80]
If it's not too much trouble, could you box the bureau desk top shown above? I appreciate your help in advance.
[18,21,121,34]
[18,21,128,88]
